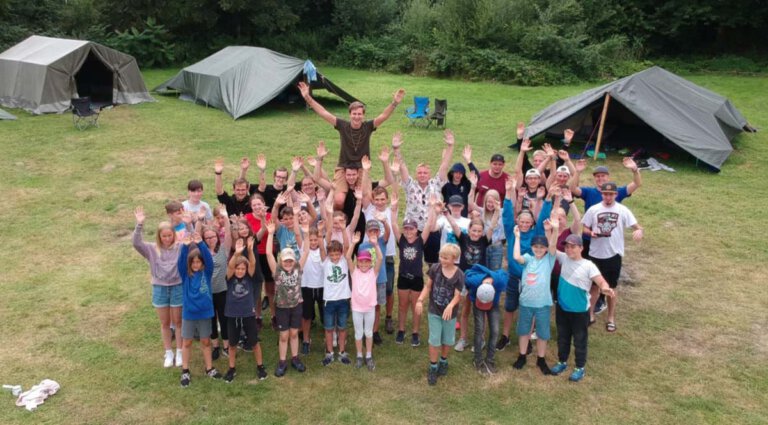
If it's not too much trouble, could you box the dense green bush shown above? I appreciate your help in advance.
[108,18,176,68]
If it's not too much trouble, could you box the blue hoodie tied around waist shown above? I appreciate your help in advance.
[464,264,508,307]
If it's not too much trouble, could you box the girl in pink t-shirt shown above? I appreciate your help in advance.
[349,231,383,371]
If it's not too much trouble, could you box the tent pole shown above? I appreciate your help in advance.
[594,93,611,160]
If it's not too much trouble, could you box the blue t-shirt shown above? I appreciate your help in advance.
[225,274,256,318]
[518,253,555,308]
[276,224,300,259]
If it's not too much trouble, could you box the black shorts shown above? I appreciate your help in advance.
[276,304,303,330]
[592,254,622,289]
[227,316,259,349]
[398,274,424,292]
[301,287,324,320]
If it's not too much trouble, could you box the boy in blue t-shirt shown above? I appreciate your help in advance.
[511,218,558,375]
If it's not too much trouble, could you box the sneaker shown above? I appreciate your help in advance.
[373,332,383,346]
[163,351,174,368]
[180,371,191,388]
[175,350,183,368]
[470,340,486,353]
[427,366,438,386]
[385,317,394,334]
[551,362,568,375]
[366,356,375,371]
[221,346,230,358]
[437,360,448,377]
[333,331,338,348]
[224,368,236,383]
[257,365,268,380]
[513,354,527,370]
[301,341,310,355]
[206,368,222,379]
[595,298,607,315]
[474,359,487,374]
[291,357,306,373]
[569,367,586,382]
[454,338,467,352]
[536,357,552,375]
[395,331,405,344]
[356,356,364,369]
[411,333,421,347]
[211,346,220,361]
[495,335,510,351]
[275,362,287,377]
[485,360,497,375]
[322,352,334,367]
[339,352,351,365]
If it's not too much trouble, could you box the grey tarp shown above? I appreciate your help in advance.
[0,35,154,114]
[0,108,16,120]
[525,66,753,170]
[155,46,358,119]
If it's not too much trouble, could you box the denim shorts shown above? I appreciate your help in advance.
[517,305,552,340]
[152,284,183,308]
[486,243,504,271]
[323,299,350,330]
[427,313,457,347]
[504,275,520,313]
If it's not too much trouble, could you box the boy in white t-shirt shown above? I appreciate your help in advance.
[320,228,353,366]
[299,227,326,355]
[550,234,615,382]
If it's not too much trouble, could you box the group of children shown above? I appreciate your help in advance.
[132,85,644,387]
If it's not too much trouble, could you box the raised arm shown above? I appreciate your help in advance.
[487,198,501,240]
[360,155,373,202]
[544,218,558,256]
[372,239,384,275]
[436,129,456,181]
[623,157,642,195]
[373,88,405,128]
[312,141,333,192]
[286,156,302,193]
[132,206,152,259]
[219,205,232,253]
[214,158,225,196]
[265,221,277,274]
[347,188,363,233]
[238,156,249,181]
[515,139,533,181]
[377,146,395,189]
[346,231,360,273]
[422,196,439,243]
[226,238,244,279]
[246,236,256,276]
[512,225,524,264]
[467,170,482,213]
[256,154,267,193]
[390,191,402,241]
[298,81,337,126]
[391,132,410,184]
[177,237,191,277]
[570,159,586,198]
[299,236,311,269]
[563,189,581,235]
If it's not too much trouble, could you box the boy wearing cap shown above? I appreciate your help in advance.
[476,153,510,205]
[551,234,615,382]
[464,265,508,374]
[581,182,643,332]
[512,219,559,375]
[434,195,471,248]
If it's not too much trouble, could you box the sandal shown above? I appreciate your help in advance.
[606,322,616,333]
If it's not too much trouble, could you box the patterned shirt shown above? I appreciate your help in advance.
[402,176,445,231]
[274,265,303,308]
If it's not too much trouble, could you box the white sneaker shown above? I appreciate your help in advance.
[175,349,183,367]
[163,350,174,368]
[454,338,467,352]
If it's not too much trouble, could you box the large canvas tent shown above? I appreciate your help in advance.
[0,35,154,114]
[155,46,359,119]
[524,66,754,171]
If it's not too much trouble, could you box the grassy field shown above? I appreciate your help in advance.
[1,67,767,425]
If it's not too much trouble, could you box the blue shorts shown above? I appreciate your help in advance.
[385,257,395,296]
[152,284,183,308]
[504,275,520,313]
[427,313,457,347]
[517,305,551,340]
[323,299,350,330]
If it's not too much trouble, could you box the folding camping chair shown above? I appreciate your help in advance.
[405,96,430,127]
[428,98,447,128]
[71,97,101,130]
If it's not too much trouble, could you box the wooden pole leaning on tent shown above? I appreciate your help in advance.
[593,93,611,160]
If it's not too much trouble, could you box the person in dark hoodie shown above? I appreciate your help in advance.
[442,145,480,218]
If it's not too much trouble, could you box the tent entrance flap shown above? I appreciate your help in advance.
[75,51,113,104]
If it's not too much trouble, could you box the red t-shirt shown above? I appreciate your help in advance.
[476,170,509,205]
[245,212,272,254]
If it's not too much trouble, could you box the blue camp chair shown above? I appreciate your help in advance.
[405,96,429,127]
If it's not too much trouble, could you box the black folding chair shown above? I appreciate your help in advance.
[71,97,101,130]
[428,99,447,128]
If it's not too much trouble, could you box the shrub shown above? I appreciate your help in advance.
[108,17,175,67]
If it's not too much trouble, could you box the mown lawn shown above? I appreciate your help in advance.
[1,67,766,425]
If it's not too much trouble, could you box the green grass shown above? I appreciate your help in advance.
[1,67,767,424]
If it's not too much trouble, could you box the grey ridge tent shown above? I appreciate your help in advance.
[0,108,16,120]
[0,35,154,114]
[155,46,359,119]
[524,66,754,171]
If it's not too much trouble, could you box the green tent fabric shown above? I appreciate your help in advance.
[155,46,359,119]
[0,35,154,114]
[524,66,754,170]
[0,107,16,120]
